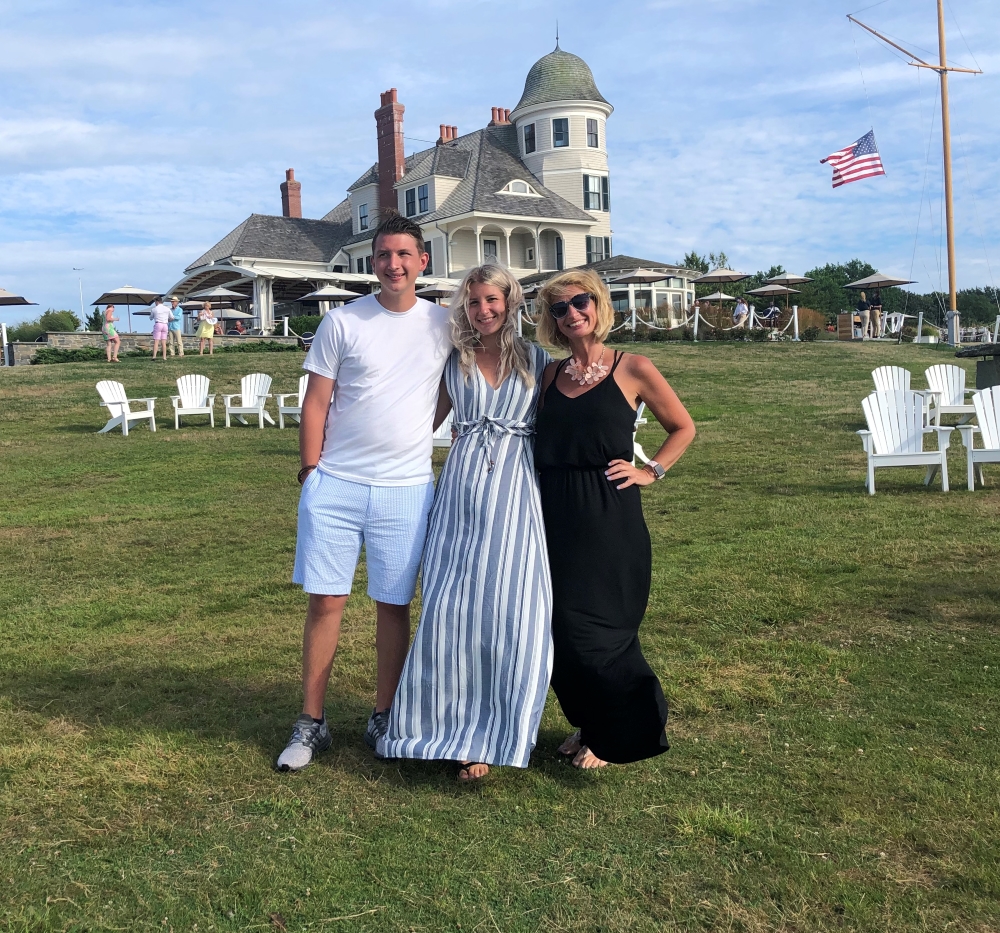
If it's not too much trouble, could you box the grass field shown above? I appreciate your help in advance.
[1,343,997,933]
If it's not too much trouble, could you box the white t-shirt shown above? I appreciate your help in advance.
[304,293,451,486]
[150,302,172,324]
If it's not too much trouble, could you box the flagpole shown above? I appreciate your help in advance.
[937,0,959,342]
[846,9,981,346]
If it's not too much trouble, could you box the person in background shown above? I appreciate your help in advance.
[196,302,217,355]
[869,288,883,338]
[233,319,246,335]
[856,291,871,340]
[167,296,185,357]
[534,270,696,770]
[102,305,120,362]
[733,297,749,329]
[149,297,171,360]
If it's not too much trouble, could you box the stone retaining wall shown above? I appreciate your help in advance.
[4,331,301,365]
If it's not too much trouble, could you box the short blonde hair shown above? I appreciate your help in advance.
[536,269,615,350]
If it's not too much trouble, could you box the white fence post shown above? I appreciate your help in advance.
[692,308,700,341]
[916,311,924,343]
[283,316,289,337]
[517,308,523,337]
[993,314,1000,344]
[1,321,8,366]
[792,305,800,341]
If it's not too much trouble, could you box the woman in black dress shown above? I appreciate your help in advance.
[534,271,696,768]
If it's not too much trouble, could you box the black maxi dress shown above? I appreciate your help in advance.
[534,351,669,764]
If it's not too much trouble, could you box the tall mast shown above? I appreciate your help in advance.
[847,5,981,344]
[937,0,958,330]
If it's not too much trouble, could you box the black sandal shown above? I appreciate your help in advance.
[457,761,489,782]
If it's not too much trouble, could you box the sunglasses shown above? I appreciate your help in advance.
[548,292,594,319]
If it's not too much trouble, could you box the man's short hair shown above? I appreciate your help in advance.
[372,210,425,255]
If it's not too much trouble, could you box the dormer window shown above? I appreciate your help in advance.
[498,180,540,197]
[358,203,368,231]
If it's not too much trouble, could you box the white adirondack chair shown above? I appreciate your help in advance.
[872,365,911,392]
[222,373,274,428]
[632,402,650,465]
[925,364,976,425]
[432,409,453,448]
[170,374,215,429]
[95,380,156,436]
[957,386,1000,489]
[276,373,308,429]
[858,390,953,494]
[872,366,934,425]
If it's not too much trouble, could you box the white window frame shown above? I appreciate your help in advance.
[358,203,369,231]
[404,187,417,217]
[497,179,541,197]
[418,183,429,213]
[587,118,599,148]
[523,123,536,154]
[552,117,570,148]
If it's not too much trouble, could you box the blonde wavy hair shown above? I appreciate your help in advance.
[536,269,615,350]
[450,263,535,388]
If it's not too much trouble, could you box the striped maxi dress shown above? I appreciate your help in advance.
[379,345,553,768]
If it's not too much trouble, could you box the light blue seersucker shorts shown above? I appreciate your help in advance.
[293,470,435,604]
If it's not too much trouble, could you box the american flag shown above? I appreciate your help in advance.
[821,130,886,188]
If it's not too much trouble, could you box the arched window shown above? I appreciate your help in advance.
[498,180,540,197]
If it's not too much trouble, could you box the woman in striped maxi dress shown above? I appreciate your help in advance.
[378,264,552,780]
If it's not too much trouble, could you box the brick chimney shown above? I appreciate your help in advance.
[436,124,459,145]
[280,168,301,218]
[488,108,511,126]
[375,89,405,217]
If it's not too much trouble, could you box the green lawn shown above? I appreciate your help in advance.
[1,343,997,933]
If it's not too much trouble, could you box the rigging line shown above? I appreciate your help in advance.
[945,0,982,74]
[955,128,1000,316]
[847,0,890,17]
[850,21,875,128]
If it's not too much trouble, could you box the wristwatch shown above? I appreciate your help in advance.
[646,460,666,480]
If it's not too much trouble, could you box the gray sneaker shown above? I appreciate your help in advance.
[276,713,331,772]
[364,707,390,754]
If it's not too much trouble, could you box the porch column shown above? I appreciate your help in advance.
[503,229,511,268]
[475,226,483,266]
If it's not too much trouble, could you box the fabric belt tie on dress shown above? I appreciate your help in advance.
[453,416,533,473]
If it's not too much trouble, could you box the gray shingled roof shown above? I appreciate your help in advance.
[519,255,695,287]
[346,145,471,193]
[320,198,351,223]
[185,213,353,271]
[338,125,595,249]
[512,45,611,113]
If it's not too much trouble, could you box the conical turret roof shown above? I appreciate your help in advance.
[512,45,611,113]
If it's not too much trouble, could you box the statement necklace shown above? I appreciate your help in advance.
[565,347,609,385]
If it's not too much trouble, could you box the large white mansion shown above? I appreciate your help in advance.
[170,44,697,328]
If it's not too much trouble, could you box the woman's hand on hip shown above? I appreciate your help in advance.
[605,459,655,490]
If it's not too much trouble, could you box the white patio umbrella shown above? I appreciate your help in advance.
[699,291,737,302]
[610,269,671,284]
[844,272,916,290]
[90,285,159,333]
[0,287,37,306]
[298,285,364,301]
[416,283,457,300]
[693,269,750,314]
[766,273,813,287]
[188,286,249,302]
[215,308,254,320]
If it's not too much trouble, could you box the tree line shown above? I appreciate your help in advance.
[680,252,1000,326]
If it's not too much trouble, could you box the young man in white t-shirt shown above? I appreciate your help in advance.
[277,213,452,771]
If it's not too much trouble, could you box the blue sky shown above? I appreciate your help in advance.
[1,0,998,329]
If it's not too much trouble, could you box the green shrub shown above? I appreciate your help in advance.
[801,326,821,342]
[9,309,82,342]
[217,341,302,354]
[31,346,106,364]
[287,315,322,336]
